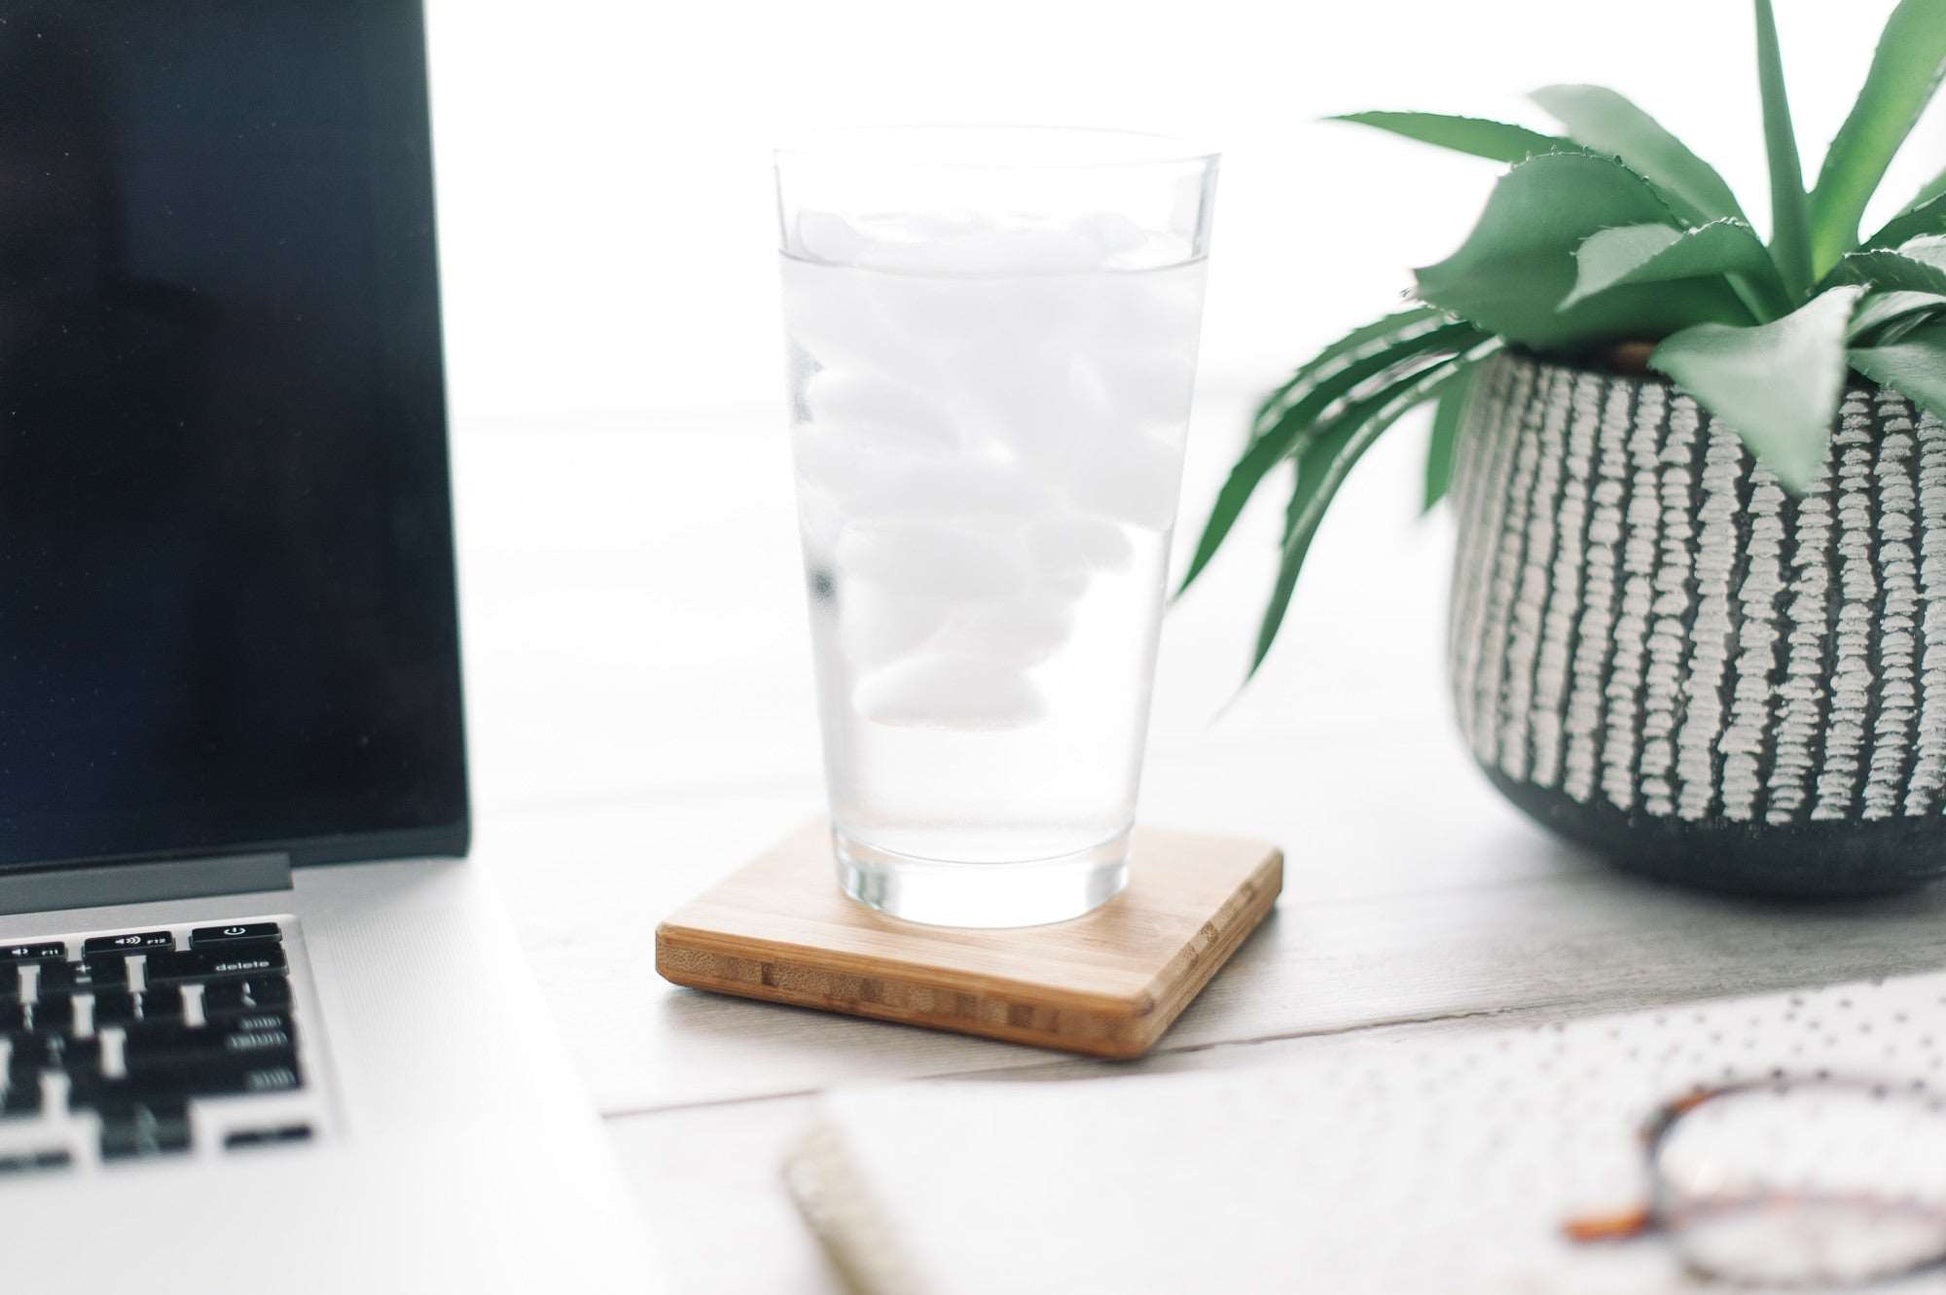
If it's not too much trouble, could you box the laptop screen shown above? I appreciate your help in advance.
[0,1,467,869]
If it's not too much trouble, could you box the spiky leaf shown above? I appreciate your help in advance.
[1423,366,1478,513]
[1650,285,1864,491]
[1178,319,1483,598]
[1250,343,1499,677]
[1530,84,1749,226]
[1755,0,1815,299]
[1561,219,1777,312]
[1903,236,1946,270]
[1850,321,1946,424]
[1908,168,1946,216]
[1329,112,1573,164]
[1849,290,1946,344]
[1414,152,1749,348]
[1248,306,1447,441]
[1807,0,1946,276]
[1865,191,1946,250]
[1833,246,1946,295]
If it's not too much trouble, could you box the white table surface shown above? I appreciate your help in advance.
[453,392,1946,1294]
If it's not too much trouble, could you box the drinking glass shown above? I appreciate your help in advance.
[775,127,1218,927]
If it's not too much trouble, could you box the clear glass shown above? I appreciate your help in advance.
[775,127,1218,927]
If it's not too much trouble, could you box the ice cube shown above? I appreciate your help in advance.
[863,226,1108,277]
[794,210,871,264]
[837,583,951,670]
[836,520,1029,601]
[862,457,1056,521]
[797,434,1054,525]
[1072,212,1147,257]
[1055,361,1188,528]
[1067,426,1185,530]
[854,653,1047,730]
[795,484,847,558]
[1026,514,1133,580]
[781,259,939,378]
[793,428,902,503]
[1086,270,1207,352]
[804,370,960,450]
[929,595,1074,667]
[1086,348,1200,429]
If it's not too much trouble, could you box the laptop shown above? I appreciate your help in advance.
[0,1,656,1287]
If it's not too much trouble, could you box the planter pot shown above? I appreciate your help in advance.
[1447,350,1946,896]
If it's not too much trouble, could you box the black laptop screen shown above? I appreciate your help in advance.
[0,1,467,869]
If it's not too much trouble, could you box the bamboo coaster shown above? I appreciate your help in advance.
[655,820,1282,1059]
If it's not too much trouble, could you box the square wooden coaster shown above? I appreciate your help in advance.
[655,820,1282,1059]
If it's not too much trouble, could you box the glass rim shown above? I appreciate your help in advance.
[772,125,1220,172]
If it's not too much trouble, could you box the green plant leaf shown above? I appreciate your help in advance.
[1851,321,1946,424]
[1907,167,1946,215]
[1755,0,1815,300]
[1848,290,1946,344]
[1248,305,1446,441]
[1423,366,1479,513]
[1903,235,1946,270]
[1329,112,1572,164]
[1560,219,1778,313]
[1177,319,1484,599]
[1832,246,1946,295]
[1649,285,1864,492]
[1530,84,1748,226]
[1865,191,1946,250]
[1250,342,1501,678]
[1414,152,1750,348]
[1807,0,1946,277]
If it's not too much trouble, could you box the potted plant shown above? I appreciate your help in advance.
[1183,0,1946,896]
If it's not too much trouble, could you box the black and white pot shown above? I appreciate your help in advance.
[1448,350,1946,896]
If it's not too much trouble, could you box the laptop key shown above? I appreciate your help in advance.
[189,923,282,949]
[141,986,186,1023]
[3,997,76,1035]
[82,931,175,956]
[124,1020,297,1071]
[0,943,66,965]
[0,1148,70,1175]
[10,1030,98,1074]
[1,1078,43,1118]
[37,957,128,996]
[143,944,286,987]
[92,987,186,1029]
[98,1098,191,1161]
[76,1057,302,1105]
[91,991,135,1028]
[225,1123,313,1150]
[199,977,292,1018]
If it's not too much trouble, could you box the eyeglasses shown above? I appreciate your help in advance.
[1565,1076,1946,1287]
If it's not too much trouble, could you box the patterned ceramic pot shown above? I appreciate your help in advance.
[1447,350,1946,896]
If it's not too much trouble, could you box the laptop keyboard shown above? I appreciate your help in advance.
[0,918,328,1174]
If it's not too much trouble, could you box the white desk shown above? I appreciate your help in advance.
[454,395,1946,1293]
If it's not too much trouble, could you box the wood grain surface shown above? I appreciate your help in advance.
[656,820,1283,1058]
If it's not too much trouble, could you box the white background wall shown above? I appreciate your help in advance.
[421,0,1944,426]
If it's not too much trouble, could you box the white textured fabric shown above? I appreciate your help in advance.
[789,973,1946,1295]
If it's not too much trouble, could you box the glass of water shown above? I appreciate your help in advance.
[775,127,1218,927]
